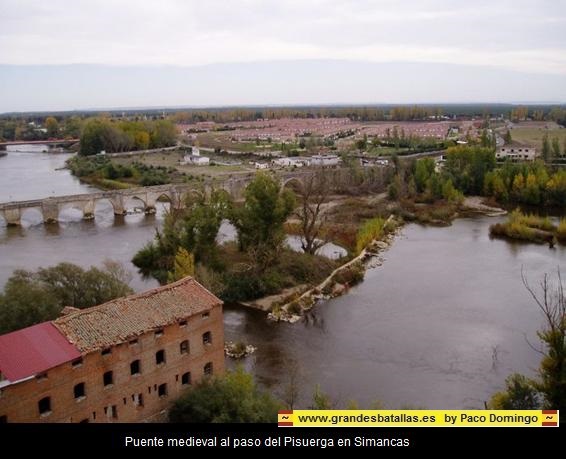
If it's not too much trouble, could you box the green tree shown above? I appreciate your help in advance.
[551,137,561,161]
[414,158,435,193]
[504,130,512,144]
[489,374,541,409]
[0,261,132,334]
[44,116,59,138]
[169,368,280,423]
[63,116,82,138]
[542,134,551,163]
[167,247,195,283]
[310,384,333,409]
[232,173,295,257]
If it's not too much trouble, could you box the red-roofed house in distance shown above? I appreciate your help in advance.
[0,277,224,423]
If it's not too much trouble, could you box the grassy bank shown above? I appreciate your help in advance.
[490,210,561,245]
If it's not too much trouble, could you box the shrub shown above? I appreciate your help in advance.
[355,217,385,254]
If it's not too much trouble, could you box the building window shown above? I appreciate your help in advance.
[72,358,83,368]
[79,418,89,423]
[101,348,111,356]
[36,372,48,381]
[181,372,191,385]
[134,393,144,407]
[204,362,213,376]
[155,329,164,338]
[0,415,7,423]
[180,340,189,354]
[202,331,212,345]
[103,371,113,387]
[104,405,118,419]
[158,383,167,397]
[74,382,86,399]
[201,312,210,319]
[92,411,96,420]
[130,359,141,375]
[156,349,166,365]
[129,339,138,346]
[179,319,187,327]
[38,397,51,415]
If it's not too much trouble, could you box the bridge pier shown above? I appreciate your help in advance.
[2,209,21,226]
[109,196,127,216]
[42,201,59,224]
[82,200,95,220]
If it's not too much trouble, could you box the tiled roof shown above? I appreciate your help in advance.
[53,277,222,353]
[0,323,81,382]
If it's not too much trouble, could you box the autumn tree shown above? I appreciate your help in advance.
[44,116,59,138]
[504,130,512,144]
[167,247,195,283]
[288,172,330,255]
[542,134,551,163]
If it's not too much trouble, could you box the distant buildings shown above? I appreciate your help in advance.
[271,157,309,168]
[309,154,340,167]
[496,144,537,162]
[0,277,224,423]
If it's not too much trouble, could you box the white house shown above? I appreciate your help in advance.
[271,157,308,168]
[496,145,537,162]
[182,147,210,165]
[309,154,340,167]
[254,162,269,169]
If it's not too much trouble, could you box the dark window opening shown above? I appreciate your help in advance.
[201,312,210,319]
[72,358,83,367]
[181,372,191,385]
[129,339,138,345]
[74,382,86,399]
[101,348,111,356]
[105,405,118,419]
[179,319,187,327]
[204,362,213,376]
[123,397,127,405]
[202,331,212,345]
[156,349,166,365]
[92,411,96,420]
[180,340,189,354]
[148,386,151,394]
[38,397,51,415]
[130,359,141,375]
[158,383,167,397]
[155,329,164,338]
[36,372,48,381]
[135,393,144,407]
[79,418,89,423]
[103,371,113,387]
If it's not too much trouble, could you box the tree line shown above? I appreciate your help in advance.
[79,118,177,155]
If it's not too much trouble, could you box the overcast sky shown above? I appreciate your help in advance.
[1,0,565,112]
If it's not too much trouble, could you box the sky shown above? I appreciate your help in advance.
[0,0,565,112]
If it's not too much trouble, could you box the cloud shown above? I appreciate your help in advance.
[0,0,565,75]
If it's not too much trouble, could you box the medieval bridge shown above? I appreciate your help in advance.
[0,166,390,226]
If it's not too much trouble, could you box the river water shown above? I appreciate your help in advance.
[1,148,564,408]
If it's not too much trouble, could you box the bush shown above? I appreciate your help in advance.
[332,262,365,286]
[169,368,280,423]
[356,217,385,254]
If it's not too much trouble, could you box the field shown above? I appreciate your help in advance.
[509,123,566,149]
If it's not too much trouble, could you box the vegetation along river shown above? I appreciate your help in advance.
[1,148,564,408]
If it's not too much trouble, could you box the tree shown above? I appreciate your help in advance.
[489,374,541,409]
[414,158,435,193]
[310,384,333,409]
[169,367,280,423]
[551,137,561,161]
[232,173,295,259]
[542,134,551,163]
[289,172,330,255]
[504,130,512,144]
[167,247,195,283]
[0,261,133,334]
[44,117,59,138]
[522,269,566,411]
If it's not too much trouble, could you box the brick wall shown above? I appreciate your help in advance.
[0,304,224,423]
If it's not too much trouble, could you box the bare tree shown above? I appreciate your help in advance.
[521,268,566,410]
[290,171,330,255]
[282,360,301,409]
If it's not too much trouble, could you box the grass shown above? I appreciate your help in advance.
[356,217,386,254]
[509,126,566,150]
[490,209,559,244]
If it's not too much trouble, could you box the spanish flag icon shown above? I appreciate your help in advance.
[542,410,558,427]
[278,410,293,427]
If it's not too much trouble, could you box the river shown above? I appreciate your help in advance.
[1,147,564,408]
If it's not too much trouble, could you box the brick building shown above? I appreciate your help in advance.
[0,277,224,423]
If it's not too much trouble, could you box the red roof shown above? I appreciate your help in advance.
[0,322,81,382]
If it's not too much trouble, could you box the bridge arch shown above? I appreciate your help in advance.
[123,195,148,214]
[20,207,43,227]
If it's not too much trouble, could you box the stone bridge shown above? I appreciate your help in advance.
[0,167,391,226]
